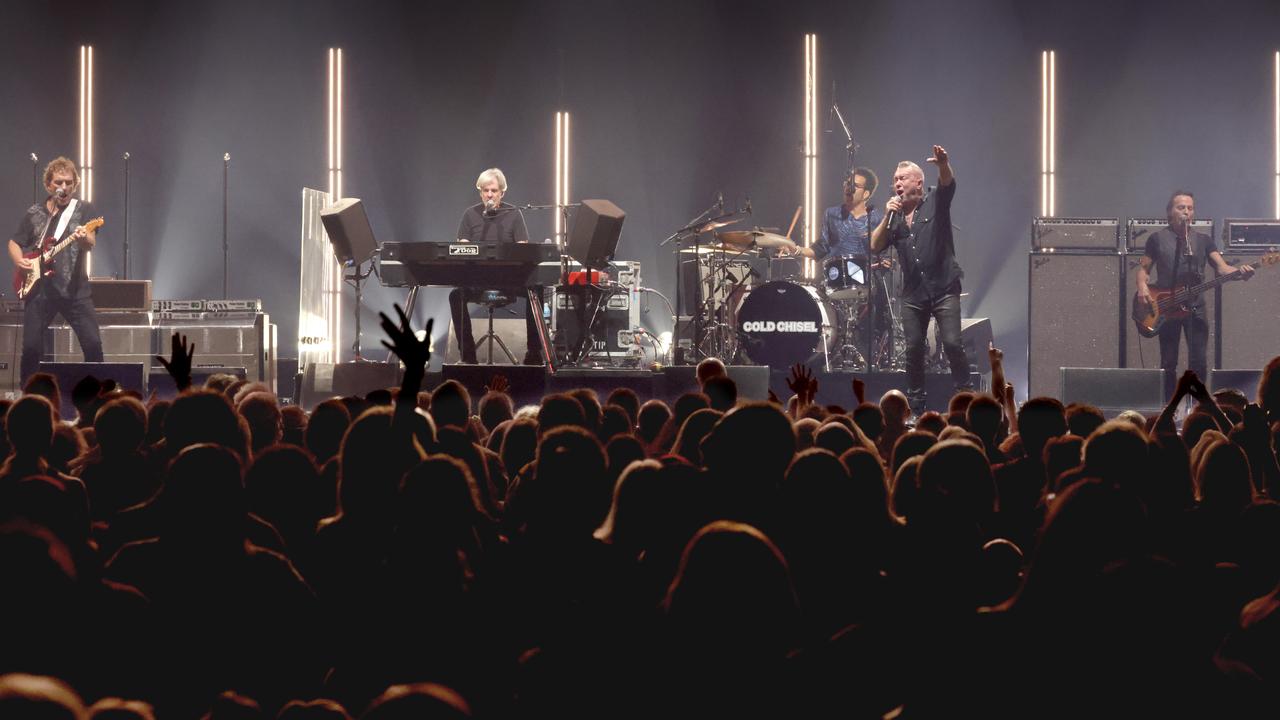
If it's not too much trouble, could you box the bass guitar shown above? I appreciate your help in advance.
[1131,252,1279,338]
[12,216,105,299]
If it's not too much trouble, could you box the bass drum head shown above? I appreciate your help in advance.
[736,281,826,367]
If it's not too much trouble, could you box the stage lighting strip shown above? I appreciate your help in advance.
[555,111,570,244]
[80,45,94,273]
[1041,50,1055,218]
[326,47,344,363]
[804,34,817,279]
[1274,50,1278,219]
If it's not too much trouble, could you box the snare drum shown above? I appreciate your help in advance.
[822,255,869,302]
[736,281,839,367]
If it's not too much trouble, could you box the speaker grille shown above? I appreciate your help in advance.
[1028,253,1122,399]
[1219,251,1280,369]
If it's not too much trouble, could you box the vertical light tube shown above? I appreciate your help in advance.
[326,48,344,362]
[804,34,817,279]
[1049,50,1055,217]
[1041,50,1056,217]
[1274,50,1278,219]
[80,46,95,273]
[554,111,571,244]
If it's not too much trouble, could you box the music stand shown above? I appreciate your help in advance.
[320,198,379,360]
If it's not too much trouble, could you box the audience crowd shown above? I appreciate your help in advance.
[3,308,1280,719]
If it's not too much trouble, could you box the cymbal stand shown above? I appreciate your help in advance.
[659,199,735,364]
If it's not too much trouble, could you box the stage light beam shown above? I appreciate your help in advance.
[554,111,571,244]
[79,46,95,273]
[326,47,345,361]
[1041,50,1056,217]
[804,34,817,279]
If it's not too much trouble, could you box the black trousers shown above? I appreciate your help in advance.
[1158,310,1209,402]
[449,287,543,363]
[22,284,103,381]
[900,293,971,410]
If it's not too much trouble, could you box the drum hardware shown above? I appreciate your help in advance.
[735,280,835,371]
[716,229,798,252]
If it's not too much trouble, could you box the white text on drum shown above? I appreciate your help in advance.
[741,320,819,333]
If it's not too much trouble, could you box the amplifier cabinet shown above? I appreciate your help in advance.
[1028,252,1124,399]
[1033,217,1120,251]
[157,313,275,390]
[1126,218,1213,254]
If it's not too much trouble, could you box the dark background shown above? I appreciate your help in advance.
[3,0,1277,392]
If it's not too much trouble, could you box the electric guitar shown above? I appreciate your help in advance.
[1131,252,1279,338]
[12,216,104,299]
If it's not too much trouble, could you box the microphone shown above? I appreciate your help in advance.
[483,198,496,216]
[717,192,724,213]
[885,192,903,227]
[55,188,66,199]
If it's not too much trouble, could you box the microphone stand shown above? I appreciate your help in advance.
[660,199,733,364]
[222,153,230,299]
[122,152,130,280]
[31,153,39,204]
[519,202,580,368]
[832,100,875,371]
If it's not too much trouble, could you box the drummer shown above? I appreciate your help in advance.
[788,167,886,267]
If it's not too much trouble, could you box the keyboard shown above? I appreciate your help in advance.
[379,241,561,288]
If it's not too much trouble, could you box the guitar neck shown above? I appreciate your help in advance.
[1159,268,1249,308]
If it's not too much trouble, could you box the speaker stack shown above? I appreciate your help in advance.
[1027,217,1125,399]
[1217,224,1280,372]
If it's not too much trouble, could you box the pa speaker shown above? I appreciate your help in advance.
[1060,367,1164,416]
[37,362,146,420]
[1028,253,1123,399]
[1123,254,1217,371]
[1218,250,1280,370]
[89,279,152,311]
[320,197,378,265]
[567,199,625,270]
[150,366,248,400]
[1210,368,1263,398]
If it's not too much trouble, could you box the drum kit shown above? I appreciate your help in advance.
[677,217,910,371]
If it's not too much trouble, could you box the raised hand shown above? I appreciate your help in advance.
[988,341,1004,369]
[926,144,950,167]
[1174,370,1199,400]
[379,304,433,371]
[486,373,510,395]
[852,377,866,404]
[156,332,195,392]
[767,388,782,406]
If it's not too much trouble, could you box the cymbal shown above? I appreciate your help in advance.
[679,244,756,255]
[716,229,797,250]
[697,218,741,233]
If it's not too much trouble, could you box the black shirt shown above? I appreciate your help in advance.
[11,198,98,299]
[884,180,962,304]
[456,203,530,244]
[1144,227,1215,306]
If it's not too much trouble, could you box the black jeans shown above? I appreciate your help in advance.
[1158,310,1208,402]
[449,287,543,363]
[900,293,971,410]
[22,285,103,381]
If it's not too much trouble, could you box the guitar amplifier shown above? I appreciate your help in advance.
[1223,219,1280,250]
[90,278,152,311]
[1028,252,1124,399]
[1032,217,1120,251]
[1126,218,1214,253]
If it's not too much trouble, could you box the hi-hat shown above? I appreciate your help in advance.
[679,243,756,255]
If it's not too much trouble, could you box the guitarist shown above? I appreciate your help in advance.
[7,156,103,382]
[1135,190,1253,401]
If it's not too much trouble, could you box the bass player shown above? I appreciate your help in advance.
[1136,190,1252,401]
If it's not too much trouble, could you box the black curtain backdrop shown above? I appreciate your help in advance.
[3,0,1278,391]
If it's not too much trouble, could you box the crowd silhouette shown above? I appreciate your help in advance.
[2,307,1280,718]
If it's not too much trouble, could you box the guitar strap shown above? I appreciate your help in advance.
[51,198,79,242]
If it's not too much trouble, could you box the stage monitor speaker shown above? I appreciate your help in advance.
[1210,368,1263,399]
[1028,253,1123,399]
[1218,250,1280,370]
[150,366,248,400]
[89,278,152,311]
[567,199,625,270]
[0,324,19,395]
[441,364,547,409]
[1060,367,1164,416]
[1122,254,1217,371]
[37,362,146,420]
[661,365,770,401]
[320,197,378,265]
[299,361,400,410]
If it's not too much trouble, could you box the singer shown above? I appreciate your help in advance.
[870,145,969,412]
[448,168,543,365]
[1136,190,1253,400]
[7,156,104,383]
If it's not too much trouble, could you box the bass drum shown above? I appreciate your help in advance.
[735,281,837,368]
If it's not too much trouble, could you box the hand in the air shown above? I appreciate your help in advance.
[926,144,950,167]
[156,332,195,391]
[486,374,510,395]
[988,341,1004,368]
[379,304,433,371]
[852,377,866,404]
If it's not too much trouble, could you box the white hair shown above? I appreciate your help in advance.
[896,160,924,178]
[476,168,508,192]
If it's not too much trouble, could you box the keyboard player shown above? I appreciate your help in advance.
[449,168,544,365]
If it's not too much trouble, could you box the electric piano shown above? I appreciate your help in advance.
[379,241,561,289]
